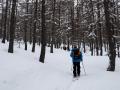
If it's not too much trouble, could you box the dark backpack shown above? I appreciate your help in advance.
[73,49,80,56]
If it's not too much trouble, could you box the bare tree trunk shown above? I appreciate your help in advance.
[89,0,95,56]
[116,0,120,57]
[50,0,56,53]
[97,0,103,56]
[2,0,9,43]
[24,0,29,50]
[104,0,116,71]
[95,31,99,55]
[66,1,70,51]
[32,0,38,52]
[90,40,94,56]
[0,0,4,38]
[29,18,32,44]
[8,0,17,53]
[99,23,103,56]
[71,2,75,44]
[83,33,86,53]
[7,0,12,42]
[39,0,46,63]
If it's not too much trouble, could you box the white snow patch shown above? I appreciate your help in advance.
[0,41,120,90]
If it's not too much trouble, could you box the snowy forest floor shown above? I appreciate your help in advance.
[0,41,120,90]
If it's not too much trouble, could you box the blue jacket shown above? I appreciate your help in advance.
[70,48,83,62]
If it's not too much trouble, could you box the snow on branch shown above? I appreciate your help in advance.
[88,31,96,39]
[113,35,120,39]
[89,32,95,37]
[20,14,32,17]
[110,13,117,18]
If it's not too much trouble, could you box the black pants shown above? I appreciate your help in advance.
[73,62,80,77]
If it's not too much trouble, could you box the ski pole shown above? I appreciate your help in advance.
[81,61,86,75]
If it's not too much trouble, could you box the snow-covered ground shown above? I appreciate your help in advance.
[0,41,120,90]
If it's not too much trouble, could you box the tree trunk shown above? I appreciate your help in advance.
[39,0,46,63]
[104,0,116,71]
[32,0,38,52]
[0,0,4,38]
[50,0,56,53]
[24,0,29,50]
[91,40,94,56]
[71,2,75,43]
[8,0,17,53]
[29,19,32,44]
[83,33,86,53]
[97,0,103,56]
[2,0,9,43]
[6,0,12,42]
[99,23,103,56]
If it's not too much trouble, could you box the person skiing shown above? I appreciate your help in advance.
[70,45,83,78]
